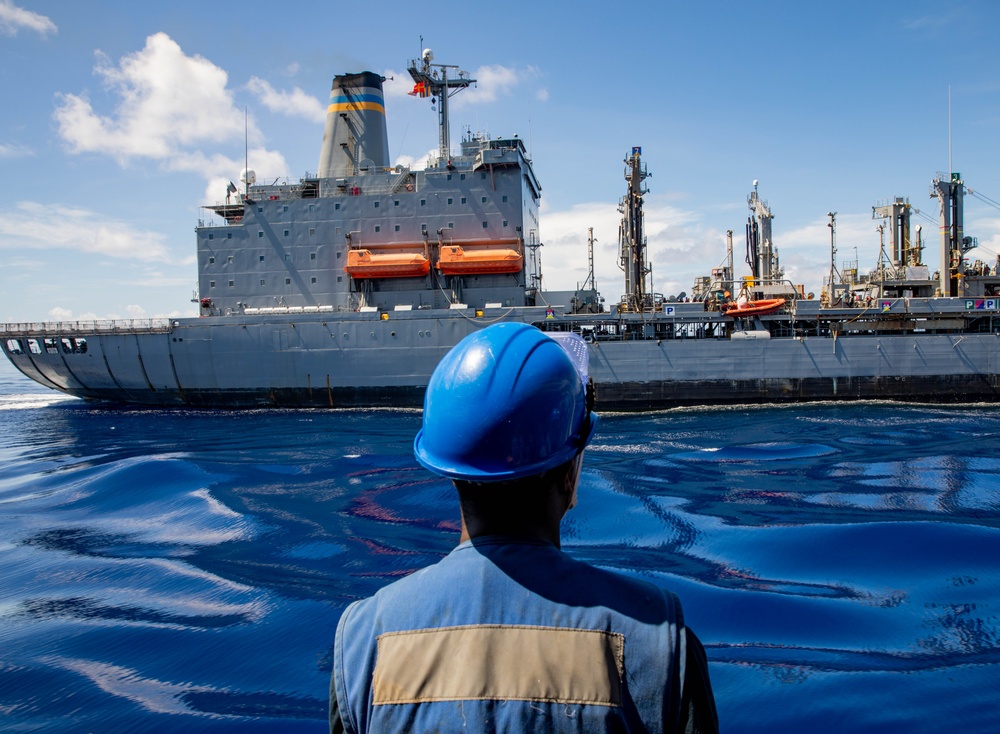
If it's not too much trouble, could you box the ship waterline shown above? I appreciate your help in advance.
[4,297,1000,409]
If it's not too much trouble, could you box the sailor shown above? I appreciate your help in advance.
[329,322,718,733]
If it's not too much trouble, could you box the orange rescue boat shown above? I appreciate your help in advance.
[437,244,523,276]
[723,298,786,317]
[344,249,430,279]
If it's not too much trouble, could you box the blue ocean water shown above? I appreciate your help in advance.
[1,357,999,733]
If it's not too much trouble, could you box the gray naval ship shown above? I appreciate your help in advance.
[4,50,1000,409]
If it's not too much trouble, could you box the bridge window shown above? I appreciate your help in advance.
[61,338,73,353]
[5,339,23,355]
[44,338,58,354]
[27,339,41,354]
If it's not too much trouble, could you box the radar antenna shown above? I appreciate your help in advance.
[407,49,475,166]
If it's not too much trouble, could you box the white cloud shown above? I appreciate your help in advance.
[465,64,521,104]
[965,214,1000,260]
[382,71,415,100]
[0,142,33,157]
[48,306,73,321]
[55,34,250,160]
[0,0,56,37]
[0,201,171,261]
[393,147,437,173]
[247,76,326,124]
[52,33,288,187]
[539,196,736,299]
[165,147,291,203]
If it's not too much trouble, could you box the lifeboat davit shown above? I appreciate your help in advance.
[724,298,786,317]
[344,249,430,279]
[437,245,523,275]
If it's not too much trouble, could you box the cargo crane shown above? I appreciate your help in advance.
[618,147,653,312]
[745,181,784,295]
[931,172,976,297]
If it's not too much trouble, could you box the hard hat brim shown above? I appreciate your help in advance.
[414,411,599,482]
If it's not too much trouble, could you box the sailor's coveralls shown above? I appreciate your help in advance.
[330,536,717,733]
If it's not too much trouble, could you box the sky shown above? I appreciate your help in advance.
[3,0,1000,322]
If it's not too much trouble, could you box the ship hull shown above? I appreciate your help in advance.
[5,307,1000,410]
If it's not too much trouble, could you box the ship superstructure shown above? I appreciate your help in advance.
[198,52,537,317]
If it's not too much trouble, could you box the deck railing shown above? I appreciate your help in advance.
[0,318,173,336]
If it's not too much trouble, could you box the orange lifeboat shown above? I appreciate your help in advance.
[437,244,523,276]
[344,249,430,279]
[723,298,785,317]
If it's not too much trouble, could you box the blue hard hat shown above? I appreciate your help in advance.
[414,323,598,482]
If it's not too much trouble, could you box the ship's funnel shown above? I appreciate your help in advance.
[317,71,390,179]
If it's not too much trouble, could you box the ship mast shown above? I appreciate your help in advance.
[407,49,475,166]
[618,147,651,312]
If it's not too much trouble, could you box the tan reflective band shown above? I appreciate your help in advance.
[372,625,624,706]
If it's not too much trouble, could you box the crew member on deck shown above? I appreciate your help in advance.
[329,322,718,733]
